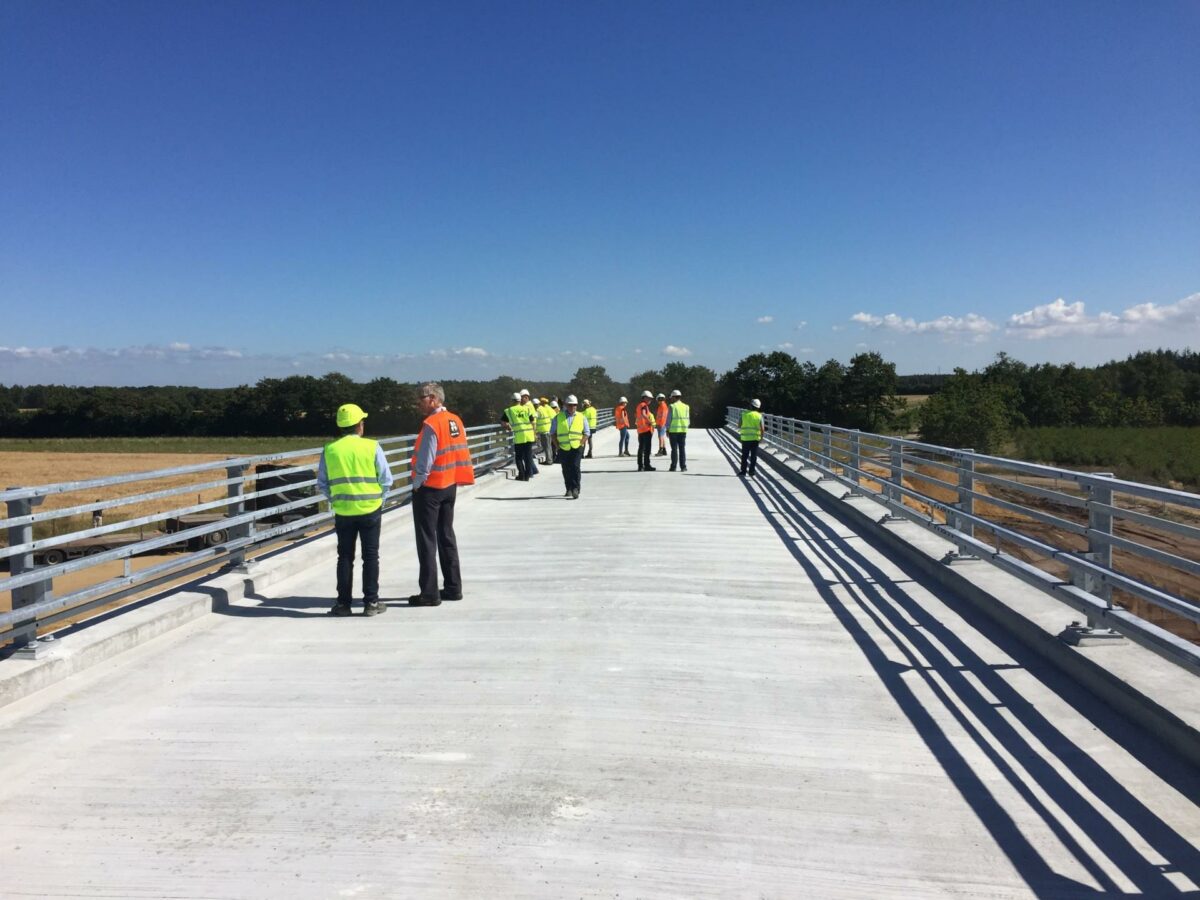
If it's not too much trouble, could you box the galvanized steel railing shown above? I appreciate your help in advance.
[725,408,1200,674]
[0,424,516,652]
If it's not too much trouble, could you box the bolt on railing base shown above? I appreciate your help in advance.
[13,635,59,660]
[1059,621,1126,646]
[940,551,980,565]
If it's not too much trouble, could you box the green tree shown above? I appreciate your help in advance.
[918,369,1012,453]
[844,351,902,431]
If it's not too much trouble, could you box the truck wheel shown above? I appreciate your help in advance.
[205,529,228,547]
[85,547,106,556]
[43,549,66,565]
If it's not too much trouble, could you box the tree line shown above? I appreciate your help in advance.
[2,348,1196,450]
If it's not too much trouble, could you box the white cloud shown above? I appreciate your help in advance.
[1007,293,1200,339]
[455,346,488,357]
[756,316,774,324]
[795,321,807,331]
[168,341,191,351]
[662,345,692,358]
[851,311,997,341]
[778,341,794,350]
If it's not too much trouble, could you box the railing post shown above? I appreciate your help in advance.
[1085,474,1115,607]
[802,422,811,464]
[957,450,975,538]
[850,430,861,487]
[889,443,904,507]
[5,492,49,652]
[225,462,249,568]
[821,426,832,472]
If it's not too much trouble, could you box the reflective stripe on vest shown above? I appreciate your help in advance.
[324,435,383,515]
[583,406,597,428]
[536,405,554,433]
[414,411,476,489]
[555,412,586,450]
[505,404,535,443]
[668,401,690,432]
[740,410,763,442]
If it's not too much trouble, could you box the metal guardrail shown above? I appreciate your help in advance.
[725,407,1200,674]
[0,424,516,651]
[2,408,615,653]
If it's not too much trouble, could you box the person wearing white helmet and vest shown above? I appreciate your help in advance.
[666,388,690,472]
[501,391,535,481]
[739,399,764,477]
[655,392,669,456]
[535,397,555,465]
[581,399,598,458]
[520,389,539,476]
[317,403,394,617]
[635,390,657,471]
[550,395,590,499]
[613,396,631,456]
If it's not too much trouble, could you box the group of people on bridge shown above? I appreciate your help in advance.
[316,381,766,617]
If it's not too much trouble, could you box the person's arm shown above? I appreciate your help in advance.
[666,407,674,429]
[581,417,590,445]
[375,443,394,493]
[412,424,439,490]
[316,452,331,501]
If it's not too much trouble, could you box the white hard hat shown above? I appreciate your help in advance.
[642,390,653,398]
[619,396,627,403]
[512,392,522,401]
[551,401,559,408]
[670,389,681,397]
[751,398,762,409]
[531,397,540,405]
[565,394,578,405]
[520,388,531,396]
[656,393,665,399]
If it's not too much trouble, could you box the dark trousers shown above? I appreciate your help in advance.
[413,484,461,599]
[739,440,760,475]
[514,441,533,480]
[335,509,381,606]
[637,431,653,469]
[559,446,582,492]
[618,427,630,454]
[669,432,687,469]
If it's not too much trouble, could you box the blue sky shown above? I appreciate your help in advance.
[2,0,1197,387]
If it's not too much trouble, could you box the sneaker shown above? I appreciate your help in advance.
[571,488,580,499]
[327,603,352,617]
[363,601,387,617]
[439,590,463,601]
[669,466,677,472]
[408,594,441,606]
[645,465,656,471]
[681,466,687,472]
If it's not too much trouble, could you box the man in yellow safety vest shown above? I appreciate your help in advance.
[317,403,394,617]
[739,399,764,477]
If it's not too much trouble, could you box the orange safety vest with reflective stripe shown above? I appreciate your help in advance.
[614,403,629,429]
[413,410,476,489]
[635,401,655,434]
[655,401,668,427]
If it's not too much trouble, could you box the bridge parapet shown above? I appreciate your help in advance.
[726,407,1200,674]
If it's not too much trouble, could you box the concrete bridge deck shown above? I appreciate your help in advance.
[1,429,1198,898]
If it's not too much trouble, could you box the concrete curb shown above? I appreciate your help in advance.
[752,437,1200,769]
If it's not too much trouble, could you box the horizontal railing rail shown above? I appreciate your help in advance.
[1,423,518,651]
[726,407,1200,674]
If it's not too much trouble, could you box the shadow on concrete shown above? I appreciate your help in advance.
[709,429,1200,897]
[477,495,570,502]
[208,589,332,618]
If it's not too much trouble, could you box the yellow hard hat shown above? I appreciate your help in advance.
[336,403,368,427]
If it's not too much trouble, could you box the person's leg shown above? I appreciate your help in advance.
[528,442,539,475]
[334,514,356,606]
[739,442,750,475]
[669,433,680,470]
[360,509,381,604]
[748,441,760,475]
[435,486,461,597]
[560,445,572,494]
[679,433,687,470]
[412,488,440,598]
[570,448,583,493]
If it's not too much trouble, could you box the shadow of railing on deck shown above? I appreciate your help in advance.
[709,428,1200,898]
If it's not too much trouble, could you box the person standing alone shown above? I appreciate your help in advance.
[318,403,394,617]
[410,383,475,606]
[666,389,690,472]
[739,399,764,477]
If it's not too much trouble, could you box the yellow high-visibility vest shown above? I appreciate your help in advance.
[739,409,763,442]
[668,401,690,433]
[505,404,535,444]
[324,435,383,515]
[555,412,586,450]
